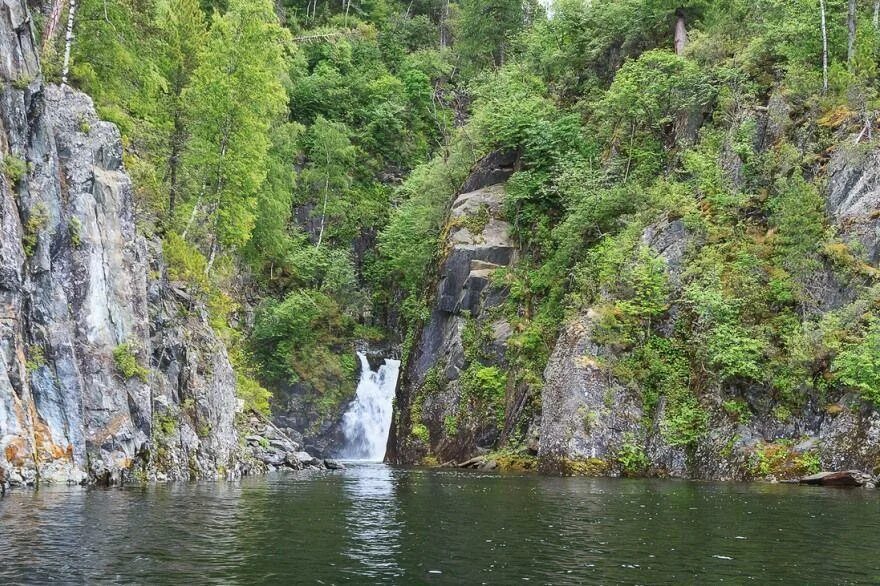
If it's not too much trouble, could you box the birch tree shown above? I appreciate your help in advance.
[848,0,857,65]
[300,117,355,249]
[157,0,206,215]
[181,0,289,262]
[61,0,76,84]
[821,0,829,93]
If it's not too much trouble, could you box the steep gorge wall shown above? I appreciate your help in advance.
[387,151,525,465]
[390,103,880,480]
[0,0,268,488]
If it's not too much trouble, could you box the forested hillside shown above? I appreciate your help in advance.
[20,0,880,478]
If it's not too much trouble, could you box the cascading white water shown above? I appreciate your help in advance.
[340,352,400,461]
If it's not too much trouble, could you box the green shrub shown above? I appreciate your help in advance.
[113,343,149,382]
[25,345,46,373]
[23,203,49,257]
[68,217,83,248]
[163,231,210,292]
[661,397,708,448]
[833,318,880,406]
[412,423,429,443]
[1,154,27,187]
[236,371,272,416]
[616,436,649,476]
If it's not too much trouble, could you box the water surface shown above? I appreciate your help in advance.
[1,464,878,584]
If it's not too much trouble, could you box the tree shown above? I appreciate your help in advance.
[61,0,77,84]
[181,0,289,264]
[821,0,829,93]
[300,116,356,248]
[456,0,539,70]
[157,0,206,216]
[674,7,688,55]
[848,0,857,65]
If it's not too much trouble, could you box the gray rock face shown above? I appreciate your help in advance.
[539,219,688,476]
[538,311,642,473]
[828,147,880,264]
[539,159,880,478]
[388,153,518,465]
[0,0,249,488]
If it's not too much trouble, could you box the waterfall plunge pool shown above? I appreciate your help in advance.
[2,465,879,583]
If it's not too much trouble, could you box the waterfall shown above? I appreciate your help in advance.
[340,352,400,461]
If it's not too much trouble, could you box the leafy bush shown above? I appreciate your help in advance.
[834,318,880,406]
[1,155,27,187]
[23,203,49,257]
[616,436,650,475]
[113,343,149,382]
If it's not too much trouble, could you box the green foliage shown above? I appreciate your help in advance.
[615,435,649,475]
[23,203,49,257]
[25,345,46,373]
[455,0,539,71]
[1,154,27,187]
[412,422,430,443]
[598,49,713,135]
[113,343,149,382]
[459,364,507,426]
[661,397,709,448]
[163,232,210,292]
[252,290,356,400]
[375,133,478,312]
[181,0,289,250]
[68,217,83,248]
[834,318,880,406]
[722,399,752,424]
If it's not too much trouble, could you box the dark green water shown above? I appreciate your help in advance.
[1,464,879,584]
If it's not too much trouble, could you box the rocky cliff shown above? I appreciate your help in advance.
[0,0,314,489]
[387,151,526,465]
[538,143,880,480]
[390,110,880,481]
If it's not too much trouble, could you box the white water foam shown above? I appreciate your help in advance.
[340,352,400,461]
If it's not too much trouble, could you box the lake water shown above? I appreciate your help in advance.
[1,463,878,584]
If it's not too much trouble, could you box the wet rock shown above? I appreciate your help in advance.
[799,471,873,487]
[294,451,320,467]
[323,459,345,470]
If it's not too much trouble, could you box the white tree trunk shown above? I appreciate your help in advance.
[674,11,688,56]
[316,173,329,248]
[821,0,829,93]
[875,0,879,29]
[61,0,77,84]
[848,0,857,65]
[440,0,450,49]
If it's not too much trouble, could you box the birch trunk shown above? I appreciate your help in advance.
[61,0,76,84]
[848,0,857,65]
[821,0,829,93]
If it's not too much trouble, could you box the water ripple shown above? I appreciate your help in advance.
[1,468,879,584]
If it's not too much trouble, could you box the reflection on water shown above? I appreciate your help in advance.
[1,466,880,584]
[342,463,403,580]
